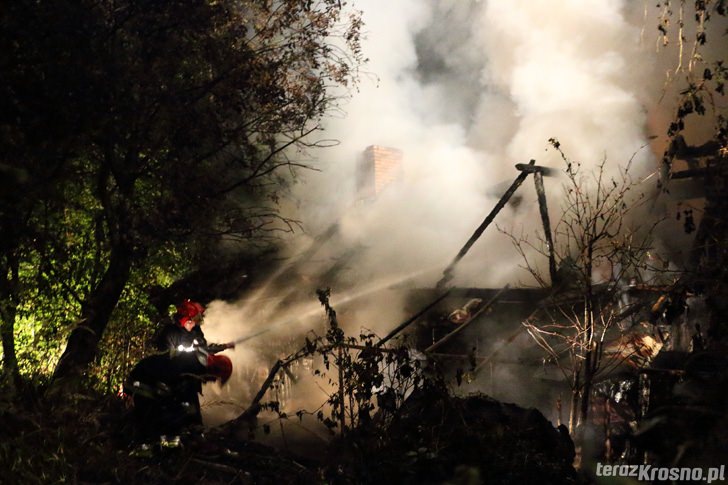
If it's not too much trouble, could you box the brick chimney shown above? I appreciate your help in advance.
[356,145,403,200]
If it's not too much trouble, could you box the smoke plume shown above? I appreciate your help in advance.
[296,0,658,289]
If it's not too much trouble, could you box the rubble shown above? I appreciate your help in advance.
[328,386,582,484]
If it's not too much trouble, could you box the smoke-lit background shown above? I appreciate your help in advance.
[198,0,727,432]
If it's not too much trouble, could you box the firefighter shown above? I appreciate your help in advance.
[151,300,235,424]
[125,352,233,446]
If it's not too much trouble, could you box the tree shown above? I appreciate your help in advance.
[654,0,728,344]
[0,0,363,387]
[0,1,100,387]
[504,141,660,434]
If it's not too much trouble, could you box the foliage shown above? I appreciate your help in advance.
[653,1,728,344]
[0,0,363,386]
[656,0,728,177]
[88,261,182,394]
[255,288,425,438]
[313,288,423,435]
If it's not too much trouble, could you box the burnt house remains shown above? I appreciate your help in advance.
[233,141,728,471]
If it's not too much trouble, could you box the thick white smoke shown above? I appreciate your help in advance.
[296,0,657,288]
[474,1,653,168]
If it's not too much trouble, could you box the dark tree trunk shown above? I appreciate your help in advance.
[0,253,22,388]
[51,242,133,384]
[569,371,580,434]
[578,245,596,428]
[579,348,594,426]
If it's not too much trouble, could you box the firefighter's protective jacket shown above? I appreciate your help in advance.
[154,320,228,356]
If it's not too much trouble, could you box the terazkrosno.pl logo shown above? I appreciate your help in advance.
[596,463,726,483]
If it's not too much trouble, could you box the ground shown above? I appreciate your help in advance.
[0,383,584,484]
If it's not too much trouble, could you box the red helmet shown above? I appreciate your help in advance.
[206,354,233,384]
[177,299,205,326]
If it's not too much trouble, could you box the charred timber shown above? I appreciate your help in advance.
[514,163,555,176]
[437,160,537,289]
[669,168,708,179]
[533,171,558,285]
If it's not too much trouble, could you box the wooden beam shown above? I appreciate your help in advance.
[437,160,536,289]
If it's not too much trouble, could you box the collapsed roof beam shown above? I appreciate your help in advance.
[533,169,558,285]
[437,160,556,289]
